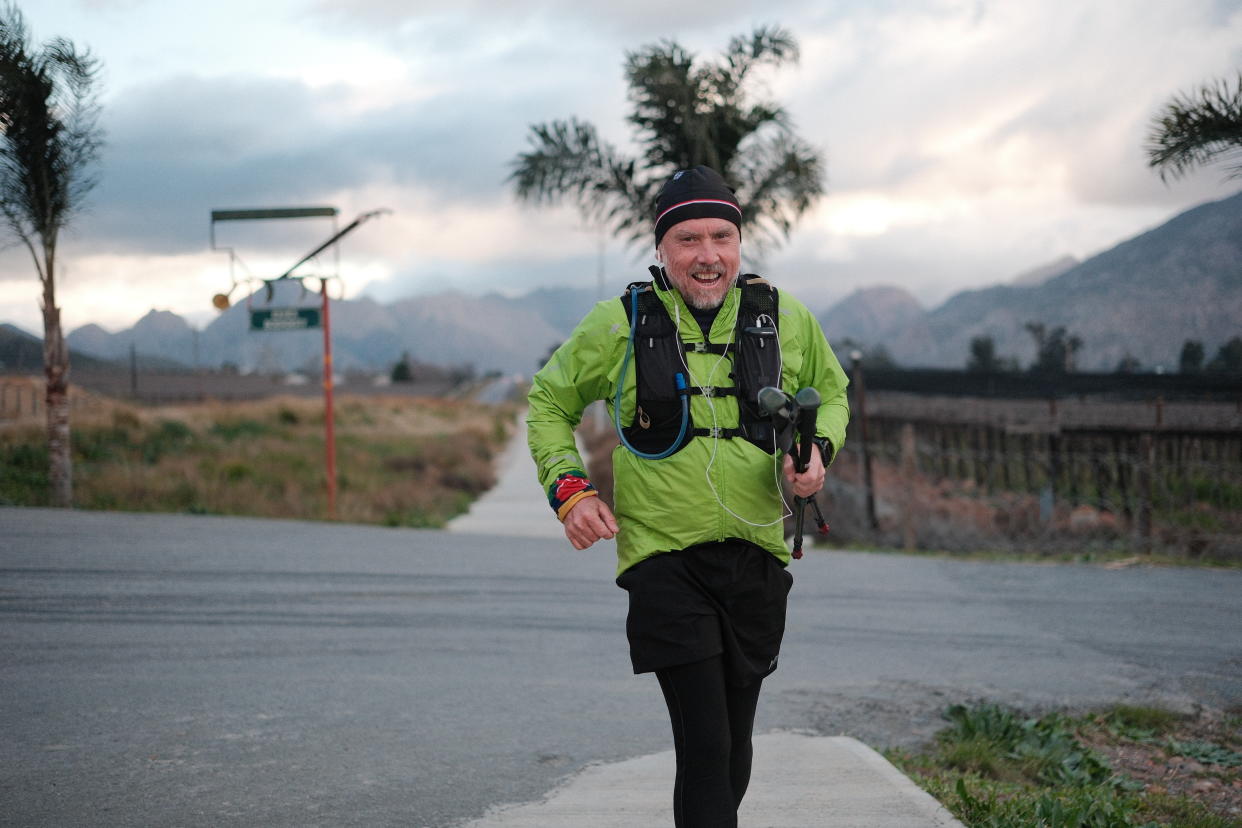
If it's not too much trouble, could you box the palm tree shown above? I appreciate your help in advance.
[966,336,1000,373]
[1146,71,1242,181]
[509,25,824,254]
[0,3,103,507]
[1025,322,1082,374]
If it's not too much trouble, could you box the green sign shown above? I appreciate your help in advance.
[212,207,337,222]
[250,307,321,332]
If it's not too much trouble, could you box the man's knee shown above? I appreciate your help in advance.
[686,723,732,771]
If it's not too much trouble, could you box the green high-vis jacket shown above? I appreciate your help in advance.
[527,278,850,576]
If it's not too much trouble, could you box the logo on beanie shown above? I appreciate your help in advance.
[673,171,685,180]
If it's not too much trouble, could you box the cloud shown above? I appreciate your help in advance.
[76,66,608,257]
[309,0,812,39]
[786,0,1242,206]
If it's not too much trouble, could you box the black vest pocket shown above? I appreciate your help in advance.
[733,325,781,454]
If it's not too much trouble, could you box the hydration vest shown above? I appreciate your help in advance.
[620,267,783,457]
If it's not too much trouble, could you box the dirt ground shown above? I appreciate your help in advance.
[1081,709,1242,822]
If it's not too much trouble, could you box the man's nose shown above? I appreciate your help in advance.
[694,240,718,262]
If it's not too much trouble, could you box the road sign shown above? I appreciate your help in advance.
[250,307,321,331]
[211,207,337,222]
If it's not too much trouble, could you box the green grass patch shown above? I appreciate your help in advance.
[1166,740,1242,768]
[209,418,274,441]
[889,703,1242,828]
[1103,705,1186,741]
[0,441,49,505]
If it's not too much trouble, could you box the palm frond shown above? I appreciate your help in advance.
[730,132,825,253]
[624,40,702,171]
[508,117,652,240]
[723,24,798,89]
[0,3,103,245]
[509,117,608,205]
[1147,71,1242,181]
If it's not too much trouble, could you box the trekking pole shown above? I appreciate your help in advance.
[790,388,821,559]
[758,386,829,559]
[809,497,830,537]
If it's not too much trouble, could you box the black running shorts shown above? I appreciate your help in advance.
[614,539,793,687]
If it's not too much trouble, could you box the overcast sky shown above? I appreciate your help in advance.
[2,0,1240,334]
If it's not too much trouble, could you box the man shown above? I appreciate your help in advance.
[527,166,849,827]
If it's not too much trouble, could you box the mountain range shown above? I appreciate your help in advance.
[822,191,1242,370]
[3,190,1240,376]
[46,285,600,378]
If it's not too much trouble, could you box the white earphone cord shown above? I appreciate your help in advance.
[672,300,792,527]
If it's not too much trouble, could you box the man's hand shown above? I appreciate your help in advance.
[562,495,619,550]
[783,446,825,498]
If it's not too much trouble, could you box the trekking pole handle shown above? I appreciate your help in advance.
[793,387,820,473]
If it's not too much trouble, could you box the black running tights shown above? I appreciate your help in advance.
[655,655,763,828]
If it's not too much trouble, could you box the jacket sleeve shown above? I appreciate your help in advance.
[526,300,625,516]
[787,295,850,464]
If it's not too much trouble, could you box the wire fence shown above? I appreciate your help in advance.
[0,377,106,422]
[0,372,460,421]
[821,391,1242,562]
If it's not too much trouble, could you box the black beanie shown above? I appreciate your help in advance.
[653,166,742,247]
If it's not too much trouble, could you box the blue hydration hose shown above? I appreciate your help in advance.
[614,286,690,460]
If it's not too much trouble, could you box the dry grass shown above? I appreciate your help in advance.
[1,391,518,527]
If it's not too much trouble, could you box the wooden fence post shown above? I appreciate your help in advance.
[851,356,879,532]
[1043,432,1061,524]
[901,423,917,551]
[1135,432,1154,553]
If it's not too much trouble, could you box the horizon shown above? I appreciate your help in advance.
[7,183,1241,339]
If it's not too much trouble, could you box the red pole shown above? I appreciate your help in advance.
[321,282,337,519]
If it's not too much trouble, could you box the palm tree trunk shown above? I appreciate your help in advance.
[40,246,72,507]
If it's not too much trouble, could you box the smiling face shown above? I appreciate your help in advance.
[656,217,741,310]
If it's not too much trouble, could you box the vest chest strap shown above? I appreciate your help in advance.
[684,342,731,355]
[686,386,737,398]
[692,426,745,439]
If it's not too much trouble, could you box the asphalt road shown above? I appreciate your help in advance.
[2,507,1239,827]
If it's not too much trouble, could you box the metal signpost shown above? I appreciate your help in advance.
[210,206,388,519]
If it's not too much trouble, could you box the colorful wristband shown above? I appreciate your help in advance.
[557,490,599,522]
[547,471,598,521]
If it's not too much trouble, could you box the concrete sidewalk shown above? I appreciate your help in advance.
[450,417,963,827]
[446,414,568,538]
[460,732,962,827]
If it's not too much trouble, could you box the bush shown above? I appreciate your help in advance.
[0,442,49,504]
[209,419,272,441]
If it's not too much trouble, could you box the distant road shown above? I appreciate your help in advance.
[2,507,1239,827]
[473,374,525,405]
